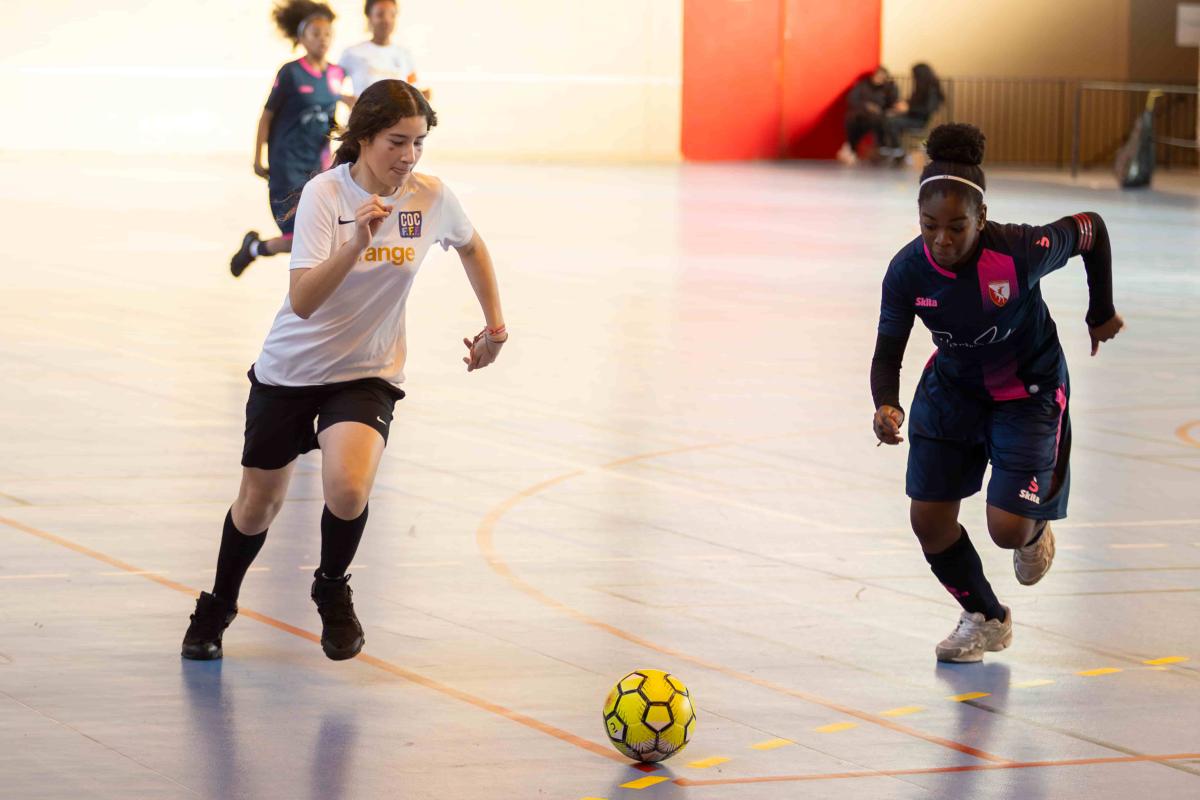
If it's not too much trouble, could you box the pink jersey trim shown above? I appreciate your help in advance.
[982,357,1030,401]
[297,57,324,78]
[1053,385,1068,464]
[922,242,957,279]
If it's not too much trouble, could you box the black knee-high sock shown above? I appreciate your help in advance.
[319,504,368,579]
[211,509,267,604]
[924,526,1005,621]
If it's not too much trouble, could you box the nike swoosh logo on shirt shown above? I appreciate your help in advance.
[337,217,355,225]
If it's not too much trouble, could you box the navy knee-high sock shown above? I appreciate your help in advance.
[924,526,1005,621]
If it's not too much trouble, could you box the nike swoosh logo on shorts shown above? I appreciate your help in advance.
[376,415,387,424]
[337,217,355,225]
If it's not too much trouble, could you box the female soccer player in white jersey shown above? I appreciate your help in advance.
[339,0,428,103]
[184,80,508,661]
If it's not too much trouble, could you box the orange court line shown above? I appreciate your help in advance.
[674,752,1200,787]
[476,467,1011,765]
[0,514,629,766]
[1176,420,1200,449]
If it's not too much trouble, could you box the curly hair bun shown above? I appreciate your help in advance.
[925,123,986,166]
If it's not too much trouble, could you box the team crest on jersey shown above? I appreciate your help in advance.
[987,280,1011,308]
[398,210,423,238]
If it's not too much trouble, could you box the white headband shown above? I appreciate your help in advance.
[919,174,985,196]
[297,13,325,38]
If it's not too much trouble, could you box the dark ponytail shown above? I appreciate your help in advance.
[919,123,986,208]
[331,80,437,167]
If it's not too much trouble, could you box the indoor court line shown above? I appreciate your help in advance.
[671,752,1200,787]
[0,514,636,768]
[476,474,1011,764]
[477,444,1200,676]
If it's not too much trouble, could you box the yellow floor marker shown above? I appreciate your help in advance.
[1078,668,1122,677]
[1012,679,1055,689]
[814,722,858,733]
[1144,656,1188,666]
[751,738,795,751]
[620,776,671,790]
[879,705,925,717]
[947,692,990,702]
[687,756,730,769]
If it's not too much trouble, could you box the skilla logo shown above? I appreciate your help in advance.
[363,245,416,266]
[916,297,938,307]
[1019,476,1041,504]
[1035,236,1050,248]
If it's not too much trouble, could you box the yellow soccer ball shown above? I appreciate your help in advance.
[602,669,696,762]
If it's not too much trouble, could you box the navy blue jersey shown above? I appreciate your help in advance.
[265,59,345,191]
[878,219,1078,401]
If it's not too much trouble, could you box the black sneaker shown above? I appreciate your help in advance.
[311,572,365,660]
[230,230,260,277]
[181,592,238,660]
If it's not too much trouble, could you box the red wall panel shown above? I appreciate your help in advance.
[682,0,784,160]
[682,0,881,161]
[780,0,882,158]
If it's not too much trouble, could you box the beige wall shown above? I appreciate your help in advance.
[883,0,1198,82]
[1130,0,1200,81]
[883,0,1131,79]
[2,0,682,160]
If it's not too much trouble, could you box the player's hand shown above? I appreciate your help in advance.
[254,163,270,179]
[353,195,393,248]
[1088,312,1124,356]
[873,405,905,446]
[463,326,507,372]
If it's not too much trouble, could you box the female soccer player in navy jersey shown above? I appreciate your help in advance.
[230,1,347,277]
[871,123,1124,662]
[185,79,508,661]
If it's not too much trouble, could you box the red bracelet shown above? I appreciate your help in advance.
[487,324,507,336]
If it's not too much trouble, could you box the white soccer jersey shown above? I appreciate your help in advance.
[339,41,418,96]
[253,165,474,387]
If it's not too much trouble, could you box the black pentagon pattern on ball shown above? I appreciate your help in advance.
[606,671,648,749]
[605,711,627,741]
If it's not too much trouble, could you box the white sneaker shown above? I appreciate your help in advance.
[836,143,857,165]
[935,607,1012,663]
[1014,523,1055,586]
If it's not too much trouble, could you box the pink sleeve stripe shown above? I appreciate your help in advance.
[1072,213,1093,253]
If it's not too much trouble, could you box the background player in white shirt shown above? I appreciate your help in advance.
[338,0,429,104]
[183,80,507,662]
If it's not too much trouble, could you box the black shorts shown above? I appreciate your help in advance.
[241,366,405,470]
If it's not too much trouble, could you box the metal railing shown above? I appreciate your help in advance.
[891,75,1198,171]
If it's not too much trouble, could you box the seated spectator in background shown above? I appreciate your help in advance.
[339,0,429,103]
[837,67,901,165]
[882,63,944,162]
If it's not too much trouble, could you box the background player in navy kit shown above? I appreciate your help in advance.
[870,124,1124,663]
[230,1,347,277]
[186,80,509,661]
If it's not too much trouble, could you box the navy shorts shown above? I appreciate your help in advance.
[241,366,405,470]
[268,184,302,237]
[905,365,1071,520]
